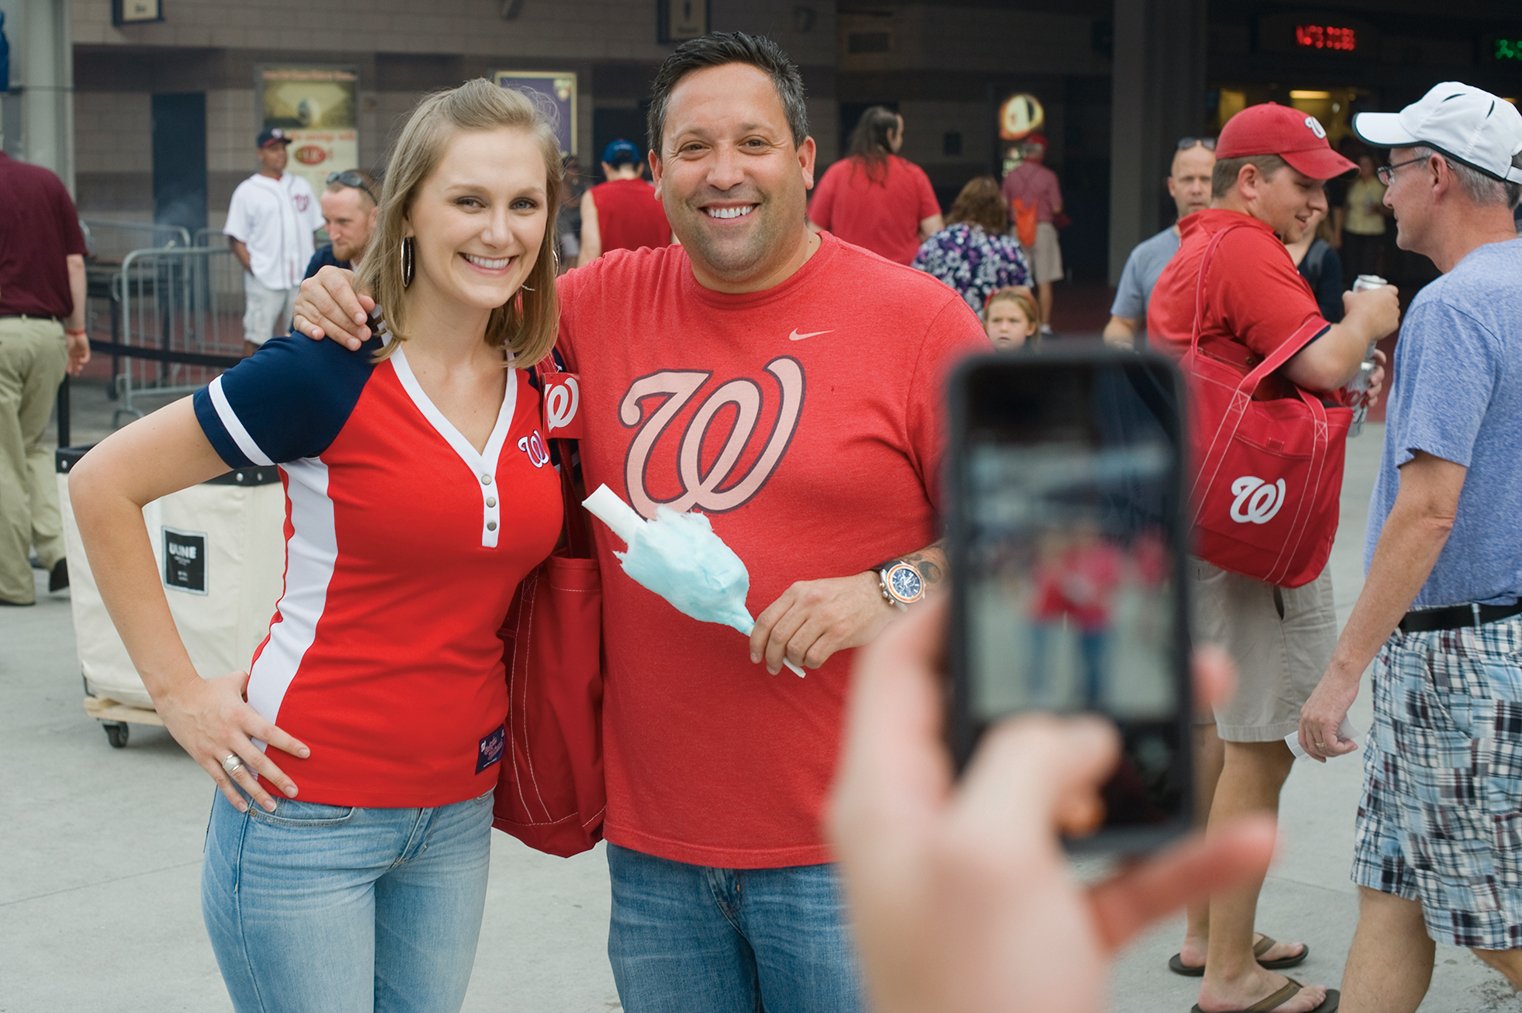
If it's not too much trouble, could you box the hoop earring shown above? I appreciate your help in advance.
[400,236,414,288]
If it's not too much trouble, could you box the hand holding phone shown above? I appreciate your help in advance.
[946,349,1193,852]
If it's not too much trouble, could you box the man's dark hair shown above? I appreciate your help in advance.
[1211,154,1287,198]
[646,31,809,157]
[845,106,900,184]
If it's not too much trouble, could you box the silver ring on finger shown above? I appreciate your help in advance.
[221,752,244,775]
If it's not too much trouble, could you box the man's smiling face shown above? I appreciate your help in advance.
[651,62,817,293]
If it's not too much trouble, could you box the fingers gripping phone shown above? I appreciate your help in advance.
[946,349,1193,851]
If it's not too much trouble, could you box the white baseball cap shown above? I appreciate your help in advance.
[1353,82,1522,183]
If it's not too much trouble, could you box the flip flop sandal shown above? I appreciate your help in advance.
[1168,934,1310,976]
[1189,978,1339,1013]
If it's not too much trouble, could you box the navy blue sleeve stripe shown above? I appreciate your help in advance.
[193,335,382,465]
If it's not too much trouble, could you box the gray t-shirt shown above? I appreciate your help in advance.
[1110,226,1181,326]
[1364,237,1522,608]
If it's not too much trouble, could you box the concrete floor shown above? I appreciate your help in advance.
[3,373,1519,1012]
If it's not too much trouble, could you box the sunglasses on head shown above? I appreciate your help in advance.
[326,170,377,202]
[1177,137,1217,151]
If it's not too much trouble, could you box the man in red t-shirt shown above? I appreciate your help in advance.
[1147,103,1399,1013]
[576,138,672,267]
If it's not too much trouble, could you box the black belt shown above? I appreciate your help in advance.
[1398,600,1522,633]
[0,313,62,323]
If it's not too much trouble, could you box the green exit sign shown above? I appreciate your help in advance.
[1496,38,1522,62]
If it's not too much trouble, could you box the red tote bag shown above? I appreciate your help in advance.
[492,360,606,857]
[1181,226,1352,588]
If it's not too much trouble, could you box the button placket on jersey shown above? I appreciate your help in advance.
[479,471,501,547]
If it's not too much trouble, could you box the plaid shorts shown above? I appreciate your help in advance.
[1352,614,1522,949]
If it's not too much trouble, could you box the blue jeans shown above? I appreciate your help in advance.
[202,789,494,1012]
[606,843,865,1013]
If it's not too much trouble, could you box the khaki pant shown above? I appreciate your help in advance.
[0,316,68,603]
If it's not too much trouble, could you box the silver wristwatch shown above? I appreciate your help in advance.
[877,559,926,608]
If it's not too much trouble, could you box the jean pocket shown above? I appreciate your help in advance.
[247,798,356,828]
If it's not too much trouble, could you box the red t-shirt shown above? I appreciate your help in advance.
[556,233,989,867]
[589,178,671,254]
[1146,209,1329,394]
[0,154,87,318]
[808,155,940,264]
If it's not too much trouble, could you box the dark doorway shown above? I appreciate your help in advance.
[152,92,207,235]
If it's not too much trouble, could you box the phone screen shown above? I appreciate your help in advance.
[948,350,1192,847]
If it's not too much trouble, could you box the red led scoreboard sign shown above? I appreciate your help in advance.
[1258,13,1377,56]
[1295,23,1357,52]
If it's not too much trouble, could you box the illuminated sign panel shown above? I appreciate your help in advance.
[1257,13,1377,56]
[1295,24,1358,52]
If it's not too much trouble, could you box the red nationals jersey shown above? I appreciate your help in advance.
[192,335,562,807]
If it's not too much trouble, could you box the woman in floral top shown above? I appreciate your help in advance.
[911,176,1030,312]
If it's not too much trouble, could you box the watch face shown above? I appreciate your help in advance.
[889,564,923,602]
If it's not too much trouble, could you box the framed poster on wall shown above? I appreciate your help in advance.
[256,66,360,199]
[113,0,165,27]
[493,71,577,157]
[659,0,709,43]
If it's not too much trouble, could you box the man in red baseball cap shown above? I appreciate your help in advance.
[1146,103,1402,1013]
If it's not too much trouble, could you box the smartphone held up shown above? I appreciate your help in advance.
[946,349,1193,853]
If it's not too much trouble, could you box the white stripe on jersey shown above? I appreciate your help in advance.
[388,347,518,549]
[246,458,336,737]
[208,374,275,467]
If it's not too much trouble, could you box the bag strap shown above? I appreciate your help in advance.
[532,353,593,558]
[1189,223,1330,398]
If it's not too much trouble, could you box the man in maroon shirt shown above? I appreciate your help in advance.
[0,153,92,605]
[576,138,672,266]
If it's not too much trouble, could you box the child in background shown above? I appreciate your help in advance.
[984,286,1040,349]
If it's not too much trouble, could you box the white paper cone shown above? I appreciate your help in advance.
[582,484,646,546]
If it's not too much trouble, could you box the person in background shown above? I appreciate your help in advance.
[0,151,91,606]
[577,138,672,266]
[911,176,1030,313]
[303,168,379,279]
[1147,101,1400,1013]
[828,601,1279,1013]
[69,79,564,1011]
[1335,153,1390,288]
[225,128,323,356]
[555,154,585,273]
[1001,133,1064,336]
[983,286,1039,350]
[1287,206,1346,323]
[1298,81,1522,1013]
[1104,137,1216,348]
[808,105,943,264]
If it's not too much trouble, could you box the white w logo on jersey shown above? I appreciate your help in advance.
[1229,476,1286,524]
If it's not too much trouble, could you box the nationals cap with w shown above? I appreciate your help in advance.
[1216,103,1356,180]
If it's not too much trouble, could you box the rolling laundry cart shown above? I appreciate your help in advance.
[56,447,286,748]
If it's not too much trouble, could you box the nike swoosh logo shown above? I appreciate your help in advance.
[788,329,834,341]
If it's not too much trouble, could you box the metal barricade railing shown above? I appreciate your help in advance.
[80,219,192,262]
[110,246,246,423]
[81,221,196,394]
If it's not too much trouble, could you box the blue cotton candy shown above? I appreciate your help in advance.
[617,507,756,634]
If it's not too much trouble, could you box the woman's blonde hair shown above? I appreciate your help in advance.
[359,78,563,365]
